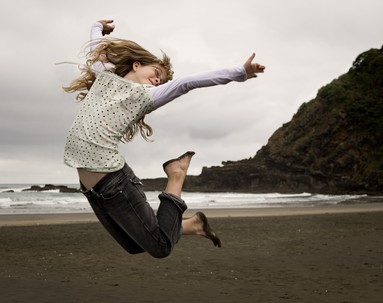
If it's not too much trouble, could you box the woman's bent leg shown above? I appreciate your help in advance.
[81,162,188,258]
[101,174,186,258]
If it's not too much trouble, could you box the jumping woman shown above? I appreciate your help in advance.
[63,19,265,258]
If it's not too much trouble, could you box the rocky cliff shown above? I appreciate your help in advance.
[143,46,383,194]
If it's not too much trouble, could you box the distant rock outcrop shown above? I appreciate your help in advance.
[22,184,79,193]
[143,46,383,195]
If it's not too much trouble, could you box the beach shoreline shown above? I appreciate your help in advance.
[1,202,383,226]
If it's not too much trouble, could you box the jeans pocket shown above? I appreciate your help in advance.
[102,189,132,214]
[99,179,125,200]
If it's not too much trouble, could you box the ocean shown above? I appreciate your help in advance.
[1,184,380,215]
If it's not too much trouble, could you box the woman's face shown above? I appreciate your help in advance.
[129,62,167,86]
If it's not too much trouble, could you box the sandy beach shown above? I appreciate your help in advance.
[1,204,383,303]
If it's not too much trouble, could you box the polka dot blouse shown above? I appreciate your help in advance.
[64,71,153,172]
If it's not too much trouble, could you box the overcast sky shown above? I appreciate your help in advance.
[1,0,382,184]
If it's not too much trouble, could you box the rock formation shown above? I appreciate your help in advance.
[144,46,383,194]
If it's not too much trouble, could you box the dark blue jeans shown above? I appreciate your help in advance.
[80,163,187,258]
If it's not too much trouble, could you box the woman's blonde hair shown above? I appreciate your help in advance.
[64,38,174,141]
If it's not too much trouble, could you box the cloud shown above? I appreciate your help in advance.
[1,0,382,183]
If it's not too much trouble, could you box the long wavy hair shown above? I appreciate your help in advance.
[63,38,174,141]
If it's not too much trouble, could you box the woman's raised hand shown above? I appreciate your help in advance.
[98,19,115,36]
[244,53,265,79]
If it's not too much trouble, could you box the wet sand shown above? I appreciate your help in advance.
[1,205,383,302]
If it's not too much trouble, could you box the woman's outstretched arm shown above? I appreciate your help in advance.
[151,53,265,109]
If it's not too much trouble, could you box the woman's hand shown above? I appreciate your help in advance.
[244,53,265,79]
[97,19,115,36]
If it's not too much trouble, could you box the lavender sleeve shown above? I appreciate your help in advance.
[149,66,248,110]
[90,22,114,72]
